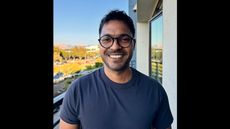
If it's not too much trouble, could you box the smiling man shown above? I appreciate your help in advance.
[59,10,173,129]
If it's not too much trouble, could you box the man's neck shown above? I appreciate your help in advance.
[104,66,132,84]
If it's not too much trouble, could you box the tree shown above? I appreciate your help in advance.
[60,50,68,60]
[72,46,87,59]
[95,62,103,68]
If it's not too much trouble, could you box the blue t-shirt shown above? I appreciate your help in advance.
[60,67,173,129]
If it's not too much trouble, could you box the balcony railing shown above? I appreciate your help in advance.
[53,92,66,128]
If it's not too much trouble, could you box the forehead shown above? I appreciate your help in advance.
[101,20,131,36]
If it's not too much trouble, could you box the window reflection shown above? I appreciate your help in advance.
[150,13,163,83]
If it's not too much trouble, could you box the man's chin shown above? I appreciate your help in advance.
[102,56,131,72]
[105,63,128,72]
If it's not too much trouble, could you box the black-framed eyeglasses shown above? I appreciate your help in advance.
[98,34,135,48]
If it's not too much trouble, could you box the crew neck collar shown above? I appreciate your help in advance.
[100,67,138,89]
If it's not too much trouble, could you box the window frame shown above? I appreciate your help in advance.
[149,11,163,83]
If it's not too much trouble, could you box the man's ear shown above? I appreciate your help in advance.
[132,39,136,49]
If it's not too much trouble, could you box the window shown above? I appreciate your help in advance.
[150,12,163,83]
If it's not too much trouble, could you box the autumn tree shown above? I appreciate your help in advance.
[72,46,87,59]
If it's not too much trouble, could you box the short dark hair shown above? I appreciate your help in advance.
[99,10,135,37]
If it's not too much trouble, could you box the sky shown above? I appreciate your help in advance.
[54,0,128,46]
[151,15,163,47]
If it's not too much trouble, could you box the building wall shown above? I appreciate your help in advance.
[136,22,149,75]
[163,0,177,129]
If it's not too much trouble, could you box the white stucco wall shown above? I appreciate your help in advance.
[163,0,177,129]
[136,22,149,76]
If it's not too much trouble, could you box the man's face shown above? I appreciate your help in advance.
[99,20,134,72]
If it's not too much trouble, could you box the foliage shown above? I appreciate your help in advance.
[72,46,87,59]
[95,62,103,68]
[54,45,103,76]
[151,48,162,61]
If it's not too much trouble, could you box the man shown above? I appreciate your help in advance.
[60,10,173,129]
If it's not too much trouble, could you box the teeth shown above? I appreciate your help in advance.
[109,55,122,59]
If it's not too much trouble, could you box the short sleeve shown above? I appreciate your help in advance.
[60,82,80,124]
[152,85,173,129]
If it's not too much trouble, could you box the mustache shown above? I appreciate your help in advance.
[105,50,127,55]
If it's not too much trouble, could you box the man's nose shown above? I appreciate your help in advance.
[110,39,122,50]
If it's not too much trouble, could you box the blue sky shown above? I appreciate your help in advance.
[151,16,163,47]
[54,0,128,46]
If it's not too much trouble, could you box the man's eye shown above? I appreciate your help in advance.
[102,37,112,42]
[120,37,131,42]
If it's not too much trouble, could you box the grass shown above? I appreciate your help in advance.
[54,57,102,76]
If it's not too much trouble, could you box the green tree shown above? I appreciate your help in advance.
[95,62,103,68]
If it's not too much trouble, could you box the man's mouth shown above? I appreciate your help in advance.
[109,54,122,59]
[108,53,124,59]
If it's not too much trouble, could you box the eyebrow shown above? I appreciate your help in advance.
[101,34,131,38]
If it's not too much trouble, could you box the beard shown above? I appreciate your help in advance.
[101,49,133,72]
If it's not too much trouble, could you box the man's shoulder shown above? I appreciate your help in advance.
[132,68,158,83]
[70,68,101,88]
[75,68,101,81]
[132,68,167,102]
[132,68,162,89]
[65,68,102,98]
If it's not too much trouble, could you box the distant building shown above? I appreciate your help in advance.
[86,45,99,53]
